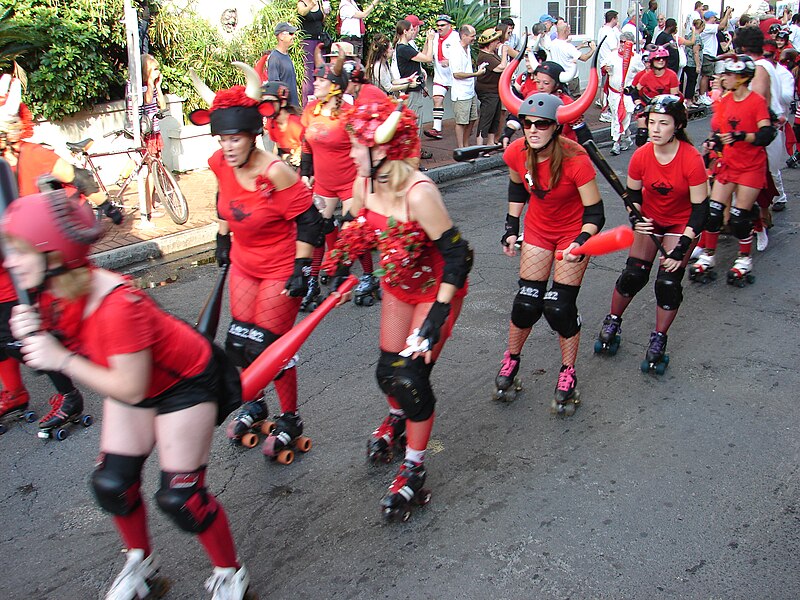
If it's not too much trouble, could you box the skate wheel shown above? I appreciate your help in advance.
[241,432,258,448]
[563,402,577,417]
[641,360,650,373]
[354,296,362,306]
[377,289,383,300]
[608,341,620,356]
[0,423,7,435]
[296,436,312,452]
[663,354,670,366]
[746,274,755,284]
[655,362,667,375]
[309,301,319,311]
[81,414,93,427]
[362,295,374,307]
[276,449,294,465]
[414,489,432,506]
[259,421,274,435]
[23,411,37,423]
[147,575,171,598]
[594,340,603,354]
[55,428,69,441]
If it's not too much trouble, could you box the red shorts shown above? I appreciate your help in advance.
[523,226,582,252]
[144,132,163,157]
[313,180,353,200]
[714,161,766,189]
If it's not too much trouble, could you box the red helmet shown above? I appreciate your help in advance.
[2,190,103,269]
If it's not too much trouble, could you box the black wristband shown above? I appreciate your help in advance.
[574,231,591,246]
[502,214,520,247]
[667,235,692,261]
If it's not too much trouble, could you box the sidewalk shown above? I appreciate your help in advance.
[91,104,614,270]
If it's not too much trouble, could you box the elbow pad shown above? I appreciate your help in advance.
[625,186,643,206]
[295,204,324,246]
[582,200,605,231]
[300,152,314,177]
[508,180,528,204]
[753,126,777,146]
[434,227,473,289]
[686,197,709,234]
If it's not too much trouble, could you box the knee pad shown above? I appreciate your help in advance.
[225,320,279,368]
[615,257,653,297]
[654,268,685,311]
[543,282,581,339]
[90,453,147,516]
[729,206,753,240]
[706,200,725,233]
[321,216,337,236]
[635,127,649,147]
[155,467,220,533]
[375,351,436,422]
[72,166,100,196]
[511,279,547,329]
[244,326,280,367]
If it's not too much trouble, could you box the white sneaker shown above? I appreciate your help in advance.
[701,94,713,106]
[756,228,769,251]
[105,549,161,600]
[690,244,704,261]
[610,142,621,155]
[599,111,613,123]
[205,565,251,600]
[620,136,632,151]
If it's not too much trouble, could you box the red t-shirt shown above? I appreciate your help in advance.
[628,141,707,226]
[710,91,770,174]
[515,73,538,99]
[636,68,679,101]
[266,114,303,154]
[301,100,357,194]
[39,282,211,399]
[210,152,313,279]
[503,137,596,237]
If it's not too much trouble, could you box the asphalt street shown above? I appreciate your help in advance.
[1,116,799,599]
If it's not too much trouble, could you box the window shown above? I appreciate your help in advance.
[547,2,559,18]
[487,0,512,20]
[565,0,588,35]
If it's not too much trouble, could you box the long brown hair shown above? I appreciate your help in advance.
[366,33,391,86]
[524,136,584,190]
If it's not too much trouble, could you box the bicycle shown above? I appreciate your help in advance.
[66,129,189,225]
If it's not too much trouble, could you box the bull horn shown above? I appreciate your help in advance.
[1,78,21,117]
[188,69,216,106]
[556,36,604,125]
[374,99,405,145]
[233,61,262,101]
[500,31,528,115]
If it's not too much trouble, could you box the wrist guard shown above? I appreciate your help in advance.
[215,233,231,267]
[731,130,747,142]
[574,231,591,246]
[285,258,312,297]
[99,200,124,225]
[417,301,451,347]
[300,152,314,177]
[666,235,692,262]
[502,214,520,247]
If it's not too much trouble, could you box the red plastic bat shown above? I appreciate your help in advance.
[240,275,358,401]
[555,226,634,261]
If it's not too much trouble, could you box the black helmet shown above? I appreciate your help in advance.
[533,61,565,83]
[646,94,687,129]
[769,23,782,34]
[343,59,367,84]
[776,29,791,41]
[313,63,349,89]
[722,54,756,79]
[262,81,290,103]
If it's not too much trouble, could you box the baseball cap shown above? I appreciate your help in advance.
[703,10,718,19]
[539,14,556,23]
[274,22,298,35]
[436,14,455,24]
[405,15,424,27]
[324,41,356,57]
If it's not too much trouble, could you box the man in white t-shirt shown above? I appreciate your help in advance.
[597,10,621,119]
[789,14,800,48]
[338,0,376,59]
[425,14,460,140]
[450,25,486,148]
[549,21,596,96]
[697,7,732,104]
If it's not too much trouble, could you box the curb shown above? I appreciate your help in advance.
[94,124,615,271]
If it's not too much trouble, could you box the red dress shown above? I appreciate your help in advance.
[710,91,770,188]
[301,100,357,199]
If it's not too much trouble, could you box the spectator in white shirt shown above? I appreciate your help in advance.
[338,0,377,59]
[549,21,596,97]
[449,25,486,148]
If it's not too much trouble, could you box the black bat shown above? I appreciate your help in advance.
[195,264,229,340]
[0,159,33,304]
[581,140,668,258]
[453,144,504,162]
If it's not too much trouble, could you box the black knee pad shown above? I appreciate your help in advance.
[375,351,436,422]
[225,320,279,368]
[73,166,100,196]
[543,282,581,339]
[244,326,280,366]
[706,200,725,233]
[91,453,147,516]
[729,206,753,240]
[155,467,220,533]
[615,257,652,298]
[511,279,547,329]
[654,268,685,310]
[321,216,337,235]
[635,127,649,147]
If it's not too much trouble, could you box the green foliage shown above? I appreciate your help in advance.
[0,7,45,74]
[325,0,444,42]
[441,0,502,36]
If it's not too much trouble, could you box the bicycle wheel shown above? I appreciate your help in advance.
[152,161,189,225]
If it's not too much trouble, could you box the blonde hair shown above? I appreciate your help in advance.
[141,53,159,84]
[381,158,419,190]
[50,266,92,301]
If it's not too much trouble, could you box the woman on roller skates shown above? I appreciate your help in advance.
[595,95,708,374]
[493,49,604,416]
[261,80,303,170]
[631,45,680,146]
[691,55,775,286]
[300,54,378,310]
[3,190,252,599]
[0,74,121,438]
[324,92,471,521]
[188,64,322,459]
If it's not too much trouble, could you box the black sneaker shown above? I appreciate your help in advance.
[420,150,433,159]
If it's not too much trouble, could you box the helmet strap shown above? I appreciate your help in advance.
[235,140,257,169]
[370,148,389,189]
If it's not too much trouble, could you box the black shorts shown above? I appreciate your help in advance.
[134,354,220,416]
[0,300,15,345]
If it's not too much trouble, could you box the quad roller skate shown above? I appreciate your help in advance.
[641,331,670,375]
[261,412,311,465]
[551,364,580,416]
[0,389,35,435]
[226,398,270,448]
[594,314,622,355]
[492,351,522,402]
[205,565,257,600]
[299,277,322,312]
[105,549,170,600]
[688,252,717,283]
[367,413,407,464]
[38,390,92,441]
[727,255,755,288]
[353,273,381,306]
[380,460,431,522]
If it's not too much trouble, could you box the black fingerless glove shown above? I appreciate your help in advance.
[666,235,692,262]
[215,233,231,267]
[628,210,640,228]
[501,214,520,247]
[98,200,124,225]
[285,258,312,297]
[731,131,747,143]
[417,301,451,348]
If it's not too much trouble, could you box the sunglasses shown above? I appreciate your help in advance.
[523,118,556,130]
[436,23,449,27]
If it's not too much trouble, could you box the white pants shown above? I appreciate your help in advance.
[767,129,787,203]
[608,90,633,142]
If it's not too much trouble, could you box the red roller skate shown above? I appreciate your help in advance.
[366,413,406,464]
[0,389,35,435]
[380,460,431,522]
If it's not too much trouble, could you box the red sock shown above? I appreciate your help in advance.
[702,230,719,252]
[359,252,373,274]
[386,395,402,411]
[325,229,338,251]
[112,499,152,556]
[274,366,298,414]
[311,246,324,277]
[0,358,23,392]
[405,414,434,451]
[738,236,753,256]
[197,504,239,568]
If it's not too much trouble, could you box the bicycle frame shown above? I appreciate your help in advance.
[72,143,153,205]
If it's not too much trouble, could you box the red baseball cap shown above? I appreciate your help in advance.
[404,15,424,27]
